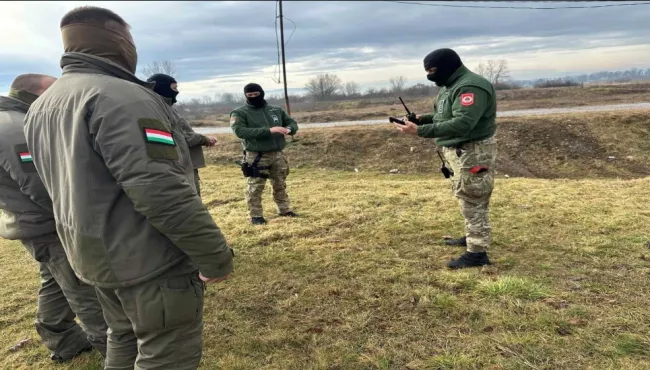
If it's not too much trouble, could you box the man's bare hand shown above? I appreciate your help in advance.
[206,137,217,146]
[395,120,419,135]
[199,272,230,285]
[270,127,290,135]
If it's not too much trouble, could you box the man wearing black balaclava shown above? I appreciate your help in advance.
[395,48,498,269]
[229,83,299,225]
[147,73,217,197]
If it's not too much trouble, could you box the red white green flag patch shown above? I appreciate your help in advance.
[144,128,175,146]
[19,152,33,163]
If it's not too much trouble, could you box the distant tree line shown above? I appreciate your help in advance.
[144,59,650,119]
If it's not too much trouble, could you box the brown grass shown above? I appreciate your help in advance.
[2,167,650,369]
[192,82,650,127]
[205,110,650,179]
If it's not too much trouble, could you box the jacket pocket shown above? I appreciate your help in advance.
[159,274,202,329]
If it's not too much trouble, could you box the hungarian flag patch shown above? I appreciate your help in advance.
[460,93,475,106]
[144,128,175,146]
[19,152,33,163]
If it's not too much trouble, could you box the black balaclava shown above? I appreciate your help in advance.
[423,48,463,87]
[244,83,266,108]
[147,73,179,105]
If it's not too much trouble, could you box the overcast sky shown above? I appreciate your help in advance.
[1,1,648,101]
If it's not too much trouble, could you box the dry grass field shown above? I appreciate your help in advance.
[1,110,649,369]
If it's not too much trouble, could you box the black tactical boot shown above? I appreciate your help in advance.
[444,236,467,247]
[50,345,93,363]
[251,217,267,225]
[279,211,297,217]
[447,251,491,269]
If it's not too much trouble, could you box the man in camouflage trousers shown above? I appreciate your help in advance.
[395,48,498,269]
[0,74,108,362]
[230,83,299,225]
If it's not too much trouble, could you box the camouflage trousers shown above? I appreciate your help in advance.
[21,235,108,360]
[442,136,497,253]
[245,151,292,218]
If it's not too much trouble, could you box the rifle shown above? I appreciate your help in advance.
[391,97,454,179]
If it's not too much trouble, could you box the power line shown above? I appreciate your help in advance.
[383,1,650,9]
[272,0,281,84]
[283,17,297,47]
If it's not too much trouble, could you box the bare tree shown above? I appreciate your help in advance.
[201,95,213,106]
[305,73,342,101]
[389,76,407,93]
[219,92,238,104]
[343,81,360,97]
[476,59,511,84]
[139,60,178,79]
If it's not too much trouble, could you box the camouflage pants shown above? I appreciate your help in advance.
[245,151,292,218]
[95,267,204,370]
[22,236,108,359]
[442,136,497,253]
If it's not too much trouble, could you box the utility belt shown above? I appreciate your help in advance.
[240,151,270,178]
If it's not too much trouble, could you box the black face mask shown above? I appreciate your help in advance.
[244,83,266,108]
[147,73,179,105]
[423,48,463,87]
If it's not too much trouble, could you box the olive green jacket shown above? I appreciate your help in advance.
[24,53,233,288]
[230,103,298,152]
[418,66,497,147]
[170,105,208,169]
[0,96,57,252]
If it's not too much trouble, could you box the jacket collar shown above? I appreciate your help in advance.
[0,96,30,114]
[61,52,155,90]
[445,65,469,87]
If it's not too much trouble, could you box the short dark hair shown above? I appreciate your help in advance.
[60,6,130,29]
[11,74,56,95]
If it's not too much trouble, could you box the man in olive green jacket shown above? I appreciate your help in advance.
[396,48,497,269]
[0,74,108,363]
[230,83,299,225]
[147,73,217,197]
[24,7,233,369]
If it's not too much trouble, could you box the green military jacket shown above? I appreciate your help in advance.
[24,52,233,288]
[0,96,57,255]
[170,105,208,169]
[418,65,497,147]
[229,103,298,153]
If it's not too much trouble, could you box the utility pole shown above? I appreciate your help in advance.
[278,0,291,115]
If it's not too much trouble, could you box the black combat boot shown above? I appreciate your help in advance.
[279,211,297,217]
[50,345,93,363]
[447,251,491,269]
[444,236,467,247]
[251,217,267,225]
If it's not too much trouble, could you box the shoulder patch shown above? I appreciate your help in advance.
[138,118,179,160]
[14,144,37,173]
[144,128,176,146]
[18,151,33,163]
[460,93,474,107]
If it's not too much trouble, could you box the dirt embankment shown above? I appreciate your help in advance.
[204,110,650,179]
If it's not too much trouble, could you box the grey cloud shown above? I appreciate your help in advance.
[1,1,648,90]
